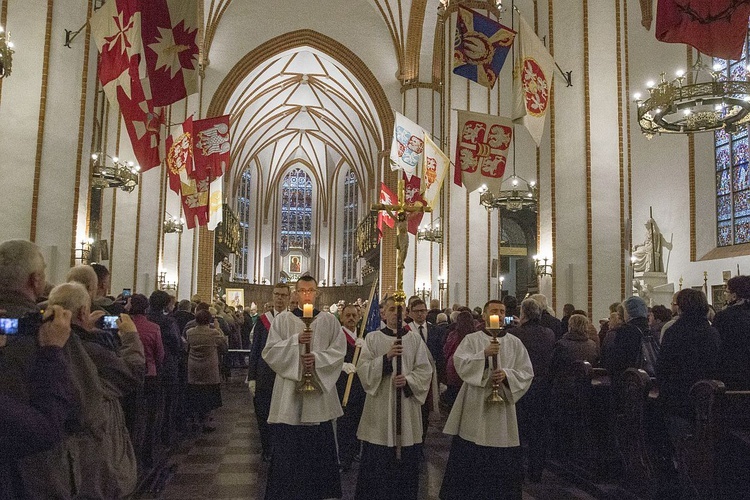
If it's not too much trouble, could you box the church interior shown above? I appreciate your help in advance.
[1,0,750,498]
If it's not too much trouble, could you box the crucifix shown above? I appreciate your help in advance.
[371,173,431,459]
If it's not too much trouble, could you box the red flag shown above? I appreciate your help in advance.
[193,115,231,181]
[140,0,200,107]
[377,182,396,236]
[454,110,513,193]
[116,64,163,171]
[403,173,426,235]
[656,0,750,60]
[181,177,209,229]
[165,117,193,194]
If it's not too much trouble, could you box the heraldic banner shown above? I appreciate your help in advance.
[377,182,397,235]
[421,135,449,209]
[454,110,513,194]
[512,15,554,147]
[403,173,426,235]
[166,116,194,195]
[453,6,515,89]
[390,112,426,179]
[656,0,750,60]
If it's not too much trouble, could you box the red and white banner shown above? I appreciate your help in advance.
[377,182,396,235]
[140,0,200,107]
[512,15,554,147]
[193,115,231,181]
[166,116,194,194]
[656,0,750,60]
[181,177,209,230]
[454,110,513,193]
[390,112,425,179]
[403,173,425,236]
[421,135,449,209]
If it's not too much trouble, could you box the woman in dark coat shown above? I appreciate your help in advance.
[713,275,750,390]
[442,311,476,407]
[185,310,228,432]
[550,314,599,376]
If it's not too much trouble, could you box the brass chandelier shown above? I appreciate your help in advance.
[634,54,750,137]
[479,174,538,212]
[90,152,140,192]
[0,25,14,78]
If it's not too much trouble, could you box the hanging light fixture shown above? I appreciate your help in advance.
[417,219,443,243]
[0,25,15,78]
[90,152,140,192]
[163,213,185,234]
[479,174,538,212]
[634,54,750,137]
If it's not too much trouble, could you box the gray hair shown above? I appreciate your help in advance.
[520,298,542,321]
[436,313,448,323]
[66,265,98,296]
[48,282,90,314]
[0,240,45,290]
[529,293,555,316]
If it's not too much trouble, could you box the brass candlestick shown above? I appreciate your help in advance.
[485,327,505,404]
[297,316,321,393]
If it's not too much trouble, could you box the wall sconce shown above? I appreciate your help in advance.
[437,276,447,308]
[163,213,185,234]
[534,255,552,278]
[0,25,15,78]
[75,238,94,264]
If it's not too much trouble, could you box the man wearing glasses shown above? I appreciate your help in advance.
[247,282,290,462]
[407,299,444,441]
[262,276,346,499]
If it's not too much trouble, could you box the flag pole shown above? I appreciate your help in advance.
[342,277,378,408]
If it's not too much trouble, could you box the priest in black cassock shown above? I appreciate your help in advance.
[440,299,534,500]
[354,296,433,500]
[335,303,367,470]
[261,276,346,500]
[246,282,290,461]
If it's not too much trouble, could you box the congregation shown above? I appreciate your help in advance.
[1,237,750,499]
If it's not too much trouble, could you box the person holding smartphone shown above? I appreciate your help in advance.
[0,305,75,500]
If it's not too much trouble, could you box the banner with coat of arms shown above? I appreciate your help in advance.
[454,110,513,194]
[453,6,516,89]
[421,135,449,209]
[389,112,426,179]
[512,15,555,147]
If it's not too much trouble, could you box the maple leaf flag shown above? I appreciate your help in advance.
[454,110,513,193]
[390,112,426,179]
[140,0,200,107]
[421,135,449,209]
[512,15,555,147]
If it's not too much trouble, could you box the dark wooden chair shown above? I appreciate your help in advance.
[617,368,654,496]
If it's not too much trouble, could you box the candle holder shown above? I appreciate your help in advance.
[297,315,321,393]
[485,326,506,404]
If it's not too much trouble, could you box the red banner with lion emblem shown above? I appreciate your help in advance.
[454,110,513,193]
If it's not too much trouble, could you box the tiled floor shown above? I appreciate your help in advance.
[147,374,601,499]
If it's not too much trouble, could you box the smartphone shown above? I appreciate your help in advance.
[122,288,132,299]
[504,316,514,326]
[0,317,19,335]
[101,315,119,330]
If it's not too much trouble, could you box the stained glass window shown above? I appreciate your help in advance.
[342,169,359,283]
[235,170,252,280]
[715,43,750,246]
[280,168,313,254]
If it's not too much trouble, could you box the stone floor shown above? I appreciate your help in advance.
[141,373,601,499]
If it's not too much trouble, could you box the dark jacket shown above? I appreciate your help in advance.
[0,347,74,500]
[411,321,445,383]
[148,312,182,383]
[509,320,556,381]
[602,316,649,377]
[173,310,195,338]
[656,314,720,418]
[713,300,750,390]
[550,330,599,377]
[540,311,564,340]
[247,311,278,392]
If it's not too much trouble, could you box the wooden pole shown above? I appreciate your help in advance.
[341,277,378,408]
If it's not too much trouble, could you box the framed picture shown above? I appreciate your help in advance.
[711,284,728,312]
[289,254,302,274]
[226,288,245,308]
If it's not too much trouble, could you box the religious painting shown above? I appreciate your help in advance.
[226,288,245,308]
[289,255,302,274]
[711,284,728,312]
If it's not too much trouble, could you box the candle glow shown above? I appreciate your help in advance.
[489,315,500,329]
[303,303,313,318]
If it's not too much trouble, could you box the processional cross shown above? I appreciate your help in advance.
[371,174,431,459]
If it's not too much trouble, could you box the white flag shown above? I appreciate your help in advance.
[207,176,223,231]
[455,110,513,194]
[389,112,426,179]
[421,135,449,208]
[512,15,555,147]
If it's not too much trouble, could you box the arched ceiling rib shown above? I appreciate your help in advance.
[226,47,384,212]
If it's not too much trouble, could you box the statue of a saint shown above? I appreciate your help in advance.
[632,215,672,273]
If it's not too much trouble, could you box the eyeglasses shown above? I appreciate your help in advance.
[297,289,317,295]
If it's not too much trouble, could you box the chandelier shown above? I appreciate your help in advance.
[417,222,443,243]
[634,54,750,137]
[90,152,140,192]
[0,25,14,78]
[163,214,185,234]
[479,174,538,212]
[533,255,552,277]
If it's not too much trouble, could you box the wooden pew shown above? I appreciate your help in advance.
[616,368,654,496]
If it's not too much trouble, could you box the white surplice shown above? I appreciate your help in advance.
[443,330,534,447]
[262,311,346,425]
[356,329,433,447]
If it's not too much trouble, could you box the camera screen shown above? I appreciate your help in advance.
[504,316,513,326]
[0,318,19,335]
[122,289,132,298]
[102,315,119,330]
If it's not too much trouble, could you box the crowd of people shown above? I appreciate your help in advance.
[1,235,749,499]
